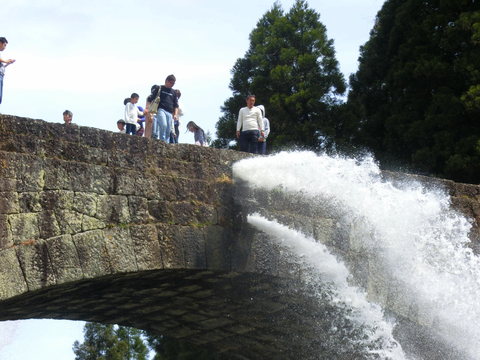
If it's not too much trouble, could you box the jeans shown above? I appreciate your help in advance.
[257,140,267,155]
[125,123,136,135]
[153,108,172,142]
[239,130,259,154]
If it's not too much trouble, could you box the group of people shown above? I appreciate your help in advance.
[3,37,271,153]
[116,74,207,146]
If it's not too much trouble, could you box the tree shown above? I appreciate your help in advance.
[347,0,480,183]
[144,334,219,360]
[213,0,346,151]
[73,323,149,360]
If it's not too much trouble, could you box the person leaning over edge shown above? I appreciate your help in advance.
[236,94,264,154]
[0,37,16,105]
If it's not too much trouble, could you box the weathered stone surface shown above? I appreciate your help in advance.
[15,240,57,290]
[8,213,40,243]
[72,230,111,278]
[0,115,478,360]
[0,248,27,299]
[45,234,83,284]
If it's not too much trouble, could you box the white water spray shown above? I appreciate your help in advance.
[234,151,480,360]
[248,213,406,359]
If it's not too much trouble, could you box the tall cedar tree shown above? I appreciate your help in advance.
[73,323,149,360]
[347,0,480,183]
[213,0,346,151]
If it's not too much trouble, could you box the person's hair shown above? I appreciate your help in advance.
[186,121,202,132]
[63,110,73,116]
[151,84,159,94]
[166,74,176,83]
[0,37,8,44]
[130,93,139,99]
[123,97,130,105]
[246,94,256,100]
[174,89,181,99]
[117,119,125,124]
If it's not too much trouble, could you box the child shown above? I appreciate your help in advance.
[117,119,126,133]
[124,93,143,135]
[186,121,208,146]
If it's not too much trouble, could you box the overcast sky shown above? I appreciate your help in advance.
[0,0,385,358]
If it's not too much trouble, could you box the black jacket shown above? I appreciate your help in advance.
[147,85,178,113]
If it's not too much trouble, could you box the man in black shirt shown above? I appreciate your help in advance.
[145,74,179,142]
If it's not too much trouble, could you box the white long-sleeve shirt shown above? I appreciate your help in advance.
[237,106,264,132]
[124,103,143,125]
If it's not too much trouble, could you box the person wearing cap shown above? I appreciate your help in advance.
[117,119,126,133]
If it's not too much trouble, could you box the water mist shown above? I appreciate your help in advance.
[233,151,480,360]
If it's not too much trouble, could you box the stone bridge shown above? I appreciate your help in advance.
[0,115,479,359]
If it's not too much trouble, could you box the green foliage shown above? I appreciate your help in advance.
[73,323,149,360]
[144,334,219,360]
[347,0,480,183]
[214,0,346,151]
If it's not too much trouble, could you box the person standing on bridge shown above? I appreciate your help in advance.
[236,94,264,154]
[0,37,16,105]
[145,74,179,142]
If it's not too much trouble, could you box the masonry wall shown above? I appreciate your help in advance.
[0,114,249,300]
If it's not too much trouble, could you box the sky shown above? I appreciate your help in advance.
[0,0,385,358]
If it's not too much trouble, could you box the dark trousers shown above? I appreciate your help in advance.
[239,130,259,154]
[126,123,136,135]
[257,140,267,155]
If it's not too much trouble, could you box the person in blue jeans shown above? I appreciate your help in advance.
[145,75,179,142]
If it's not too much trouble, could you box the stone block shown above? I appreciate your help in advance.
[0,178,16,192]
[0,248,28,300]
[73,192,99,217]
[15,240,57,290]
[8,213,40,243]
[0,215,12,249]
[168,201,218,226]
[128,196,149,224]
[43,159,70,190]
[104,227,137,272]
[38,210,62,239]
[178,226,207,269]
[157,224,185,269]
[54,209,83,234]
[15,159,45,192]
[129,224,163,270]
[81,214,106,232]
[40,190,74,211]
[147,200,172,223]
[18,192,42,212]
[45,234,83,284]
[97,195,130,224]
[72,230,112,278]
[0,191,19,214]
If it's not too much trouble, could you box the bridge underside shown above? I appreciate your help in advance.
[0,269,355,360]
